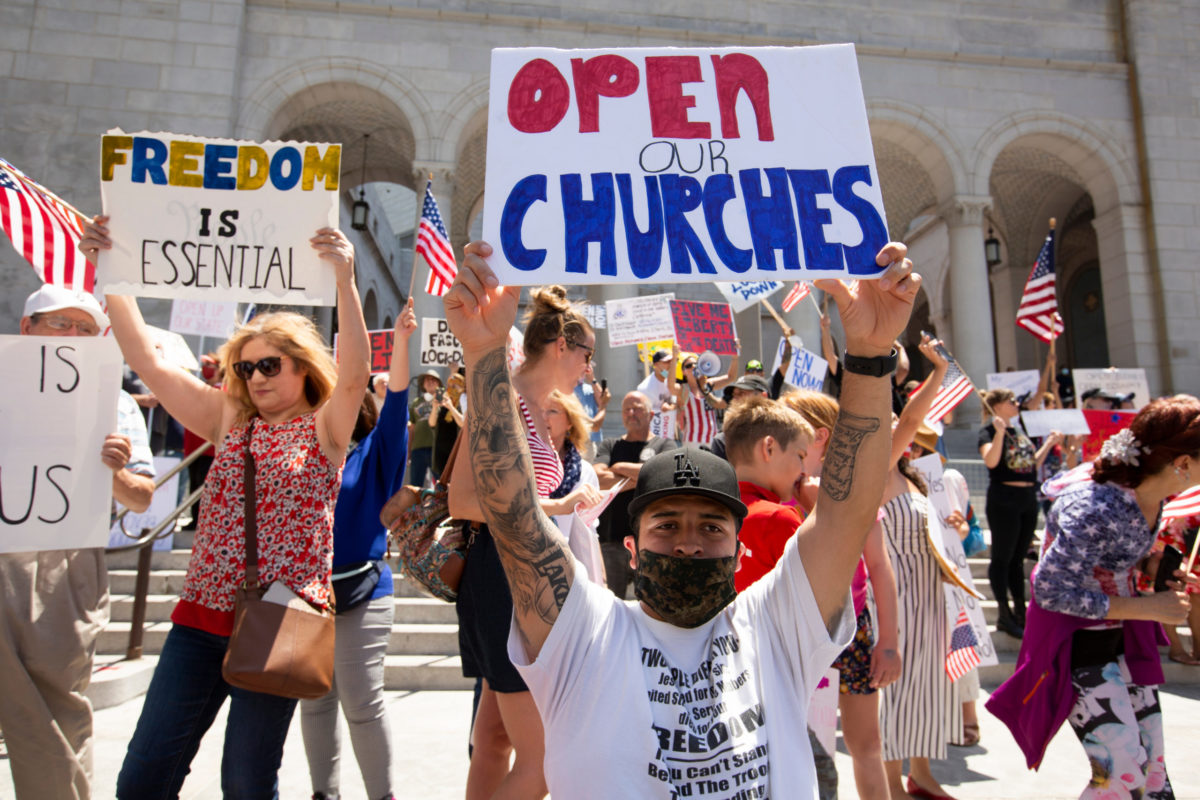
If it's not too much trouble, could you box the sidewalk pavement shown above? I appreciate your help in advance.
[3,684,1199,798]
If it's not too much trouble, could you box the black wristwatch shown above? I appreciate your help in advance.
[842,348,899,377]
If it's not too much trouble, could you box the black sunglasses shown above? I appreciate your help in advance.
[232,356,286,380]
[566,338,594,363]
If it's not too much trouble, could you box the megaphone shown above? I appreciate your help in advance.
[695,351,722,377]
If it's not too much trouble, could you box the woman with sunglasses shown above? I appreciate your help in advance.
[79,216,370,799]
[449,283,594,800]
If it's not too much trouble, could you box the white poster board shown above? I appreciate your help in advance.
[986,370,1040,400]
[108,455,180,551]
[649,411,676,440]
[0,335,122,553]
[1073,368,1150,410]
[605,293,676,347]
[714,281,783,313]
[482,45,888,285]
[772,337,827,391]
[98,129,340,305]
[147,325,200,372]
[168,299,239,338]
[807,668,840,758]
[420,318,464,367]
[911,453,997,667]
[1021,408,1091,438]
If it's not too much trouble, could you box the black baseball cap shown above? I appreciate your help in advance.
[731,375,770,394]
[651,349,673,364]
[627,446,748,524]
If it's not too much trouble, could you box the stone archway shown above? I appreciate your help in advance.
[450,107,488,255]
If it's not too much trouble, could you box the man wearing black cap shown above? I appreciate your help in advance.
[444,239,918,799]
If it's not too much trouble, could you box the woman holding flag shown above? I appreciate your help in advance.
[988,395,1200,800]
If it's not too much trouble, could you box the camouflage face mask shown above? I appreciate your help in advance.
[633,549,737,628]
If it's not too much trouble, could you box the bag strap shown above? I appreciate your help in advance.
[440,429,464,486]
[242,419,260,590]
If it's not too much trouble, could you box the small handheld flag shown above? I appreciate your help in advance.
[1016,221,1061,343]
[416,179,456,298]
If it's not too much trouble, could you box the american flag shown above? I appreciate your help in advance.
[945,603,981,682]
[780,281,811,312]
[416,179,456,297]
[1016,229,1062,343]
[1163,486,1200,527]
[925,341,975,423]
[0,156,92,292]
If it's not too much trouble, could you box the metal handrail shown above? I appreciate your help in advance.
[106,441,213,659]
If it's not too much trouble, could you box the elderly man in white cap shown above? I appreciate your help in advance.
[1,284,156,800]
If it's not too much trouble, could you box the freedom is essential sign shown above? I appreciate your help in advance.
[97,130,341,306]
[482,45,888,285]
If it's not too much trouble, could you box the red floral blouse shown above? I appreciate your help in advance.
[172,412,342,636]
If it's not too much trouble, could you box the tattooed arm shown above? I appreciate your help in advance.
[445,241,575,660]
[795,244,921,628]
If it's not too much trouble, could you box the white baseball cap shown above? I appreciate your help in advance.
[23,284,110,330]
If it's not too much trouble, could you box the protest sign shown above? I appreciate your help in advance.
[482,45,888,286]
[1073,368,1149,409]
[579,303,607,330]
[605,293,675,347]
[986,370,1040,400]
[649,411,676,440]
[147,325,200,372]
[1,335,122,553]
[420,318,463,367]
[97,129,340,305]
[772,337,827,391]
[1021,408,1090,438]
[335,329,397,374]
[670,300,736,355]
[714,281,783,313]
[108,455,180,551]
[911,453,996,666]
[637,339,675,365]
[808,668,840,758]
[1081,409,1136,461]
[168,299,239,338]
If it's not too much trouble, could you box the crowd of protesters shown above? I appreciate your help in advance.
[0,219,1196,800]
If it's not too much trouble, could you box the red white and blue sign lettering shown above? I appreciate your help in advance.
[482,45,888,285]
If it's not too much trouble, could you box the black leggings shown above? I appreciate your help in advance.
[985,482,1039,615]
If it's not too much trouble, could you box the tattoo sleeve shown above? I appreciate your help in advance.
[821,409,881,502]
[467,347,575,650]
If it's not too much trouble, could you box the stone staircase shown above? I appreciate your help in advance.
[87,527,1200,711]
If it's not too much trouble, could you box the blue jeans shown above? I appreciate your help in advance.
[408,446,432,488]
[116,623,297,799]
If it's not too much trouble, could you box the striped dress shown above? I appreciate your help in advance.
[518,395,564,496]
[878,491,952,762]
[682,393,718,445]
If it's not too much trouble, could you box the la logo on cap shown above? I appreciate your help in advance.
[673,453,701,487]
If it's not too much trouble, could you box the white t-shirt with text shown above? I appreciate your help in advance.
[509,533,853,800]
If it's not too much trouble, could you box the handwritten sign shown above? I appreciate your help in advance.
[1081,409,1136,461]
[807,668,840,758]
[108,455,180,551]
[1021,408,1091,438]
[335,329,396,374]
[0,335,122,553]
[1073,368,1149,410]
[579,303,607,330]
[420,318,463,367]
[605,294,676,347]
[649,411,676,440]
[637,339,675,365]
[482,45,888,285]
[168,299,239,338]
[714,281,783,313]
[911,454,996,665]
[772,337,827,391]
[97,129,340,305]
[986,370,1040,401]
[670,300,736,355]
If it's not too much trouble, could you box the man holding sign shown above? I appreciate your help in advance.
[1,284,155,800]
[445,236,917,799]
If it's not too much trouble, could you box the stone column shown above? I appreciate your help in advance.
[409,163,456,385]
[941,196,996,379]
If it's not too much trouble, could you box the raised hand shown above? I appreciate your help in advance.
[443,241,520,361]
[395,297,417,340]
[310,227,355,284]
[79,214,112,264]
[813,243,919,357]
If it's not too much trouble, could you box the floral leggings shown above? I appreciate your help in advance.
[1068,657,1173,799]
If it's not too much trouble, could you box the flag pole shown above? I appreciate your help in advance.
[1186,525,1200,575]
[407,172,435,298]
[760,298,788,330]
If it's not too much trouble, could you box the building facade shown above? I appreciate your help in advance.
[1,0,1196,402]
